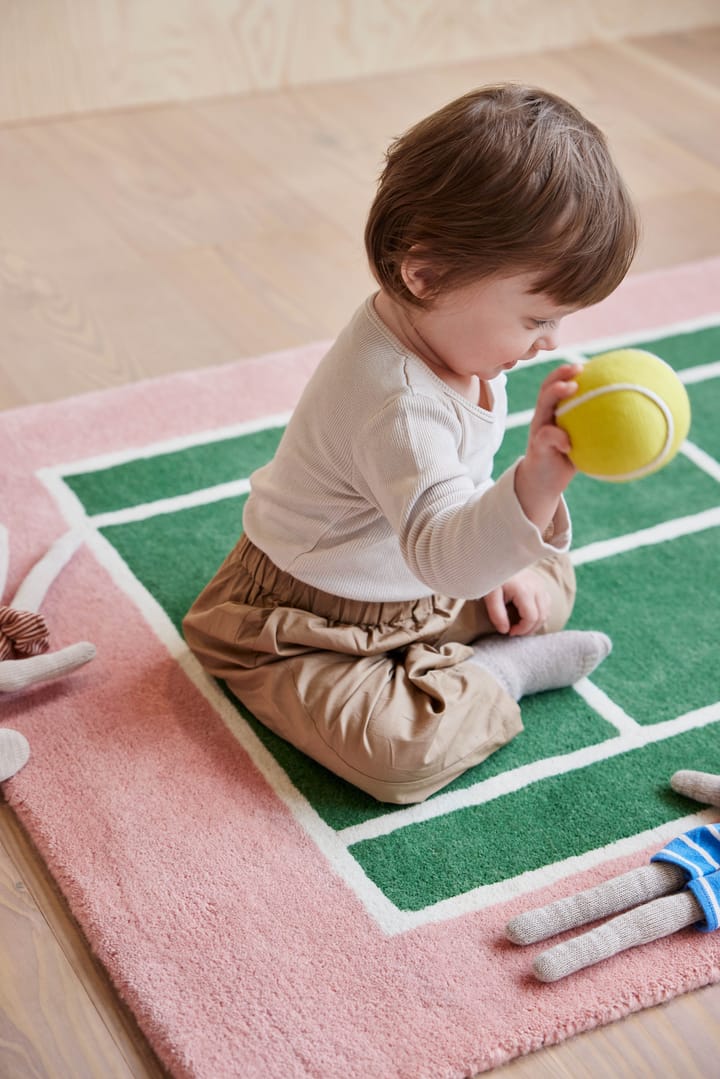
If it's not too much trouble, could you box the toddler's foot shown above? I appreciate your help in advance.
[470,629,611,700]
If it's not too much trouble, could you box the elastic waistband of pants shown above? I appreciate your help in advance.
[234,534,448,629]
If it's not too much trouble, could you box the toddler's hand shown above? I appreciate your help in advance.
[484,569,551,637]
[514,364,580,534]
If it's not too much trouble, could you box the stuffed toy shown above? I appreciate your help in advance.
[506,770,720,980]
[0,525,95,781]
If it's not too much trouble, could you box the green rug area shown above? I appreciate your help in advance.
[349,722,720,910]
[102,496,248,630]
[597,324,720,371]
[687,376,720,460]
[65,425,285,514]
[570,527,718,724]
[67,319,719,911]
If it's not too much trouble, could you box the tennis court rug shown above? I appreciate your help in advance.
[2,258,720,1077]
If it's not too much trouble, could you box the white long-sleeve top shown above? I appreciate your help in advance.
[242,296,571,602]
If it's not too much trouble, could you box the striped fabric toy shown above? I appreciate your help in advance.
[506,770,720,980]
[0,603,49,660]
[652,823,720,932]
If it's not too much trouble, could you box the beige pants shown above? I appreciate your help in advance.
[183,536,576,805]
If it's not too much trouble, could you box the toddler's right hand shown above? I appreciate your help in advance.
[514,364,581,534]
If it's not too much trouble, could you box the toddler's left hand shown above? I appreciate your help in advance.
[483,569,551,636]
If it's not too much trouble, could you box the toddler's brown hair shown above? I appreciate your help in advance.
[365,83,639,308]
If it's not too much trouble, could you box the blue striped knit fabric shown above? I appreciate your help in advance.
[652,825,720,932]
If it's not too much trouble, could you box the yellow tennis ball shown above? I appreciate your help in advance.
[554,349,691,482]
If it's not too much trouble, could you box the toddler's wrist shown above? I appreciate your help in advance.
[514,458,563,536]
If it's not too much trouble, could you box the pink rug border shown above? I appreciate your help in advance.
[2,258,720,1078]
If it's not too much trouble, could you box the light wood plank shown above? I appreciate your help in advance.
[2,34,719,406]
[0,1,718,124]
[0,123,241,405]
[497,981,720,1077]
[631,25,720,91]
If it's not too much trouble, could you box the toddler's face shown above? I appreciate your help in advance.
[407,271,576,386]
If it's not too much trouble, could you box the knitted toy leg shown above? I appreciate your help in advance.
[0,728,30,782]
[0,642,96,693]
[9,530,84,611]
[671,770,720,808]
[506,861,686,945]
[533,890,702,982]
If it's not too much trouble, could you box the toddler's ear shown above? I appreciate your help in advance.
[671,770,720,808]
[400,252,439,299]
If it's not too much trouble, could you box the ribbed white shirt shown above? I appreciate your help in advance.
[243,296,571,601]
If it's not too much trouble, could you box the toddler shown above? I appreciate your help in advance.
[184,83,639,804]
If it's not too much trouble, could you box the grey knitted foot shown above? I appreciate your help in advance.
[471,630,611,701]
[506,862,686,945]
[532,890,702,982]
[671,770,720,808]
[0,642,96,693]
[0,729,30,782]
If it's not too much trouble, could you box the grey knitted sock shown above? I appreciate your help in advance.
[470,630,612,701]
[506,862,686,945]
[0,728,30,782]
[532,890,701,982]
[671,770,720,808]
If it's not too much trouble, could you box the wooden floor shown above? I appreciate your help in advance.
[1,26,720,1078]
